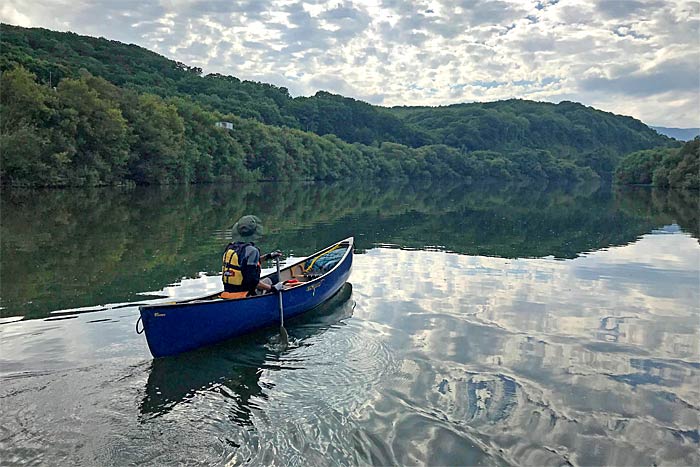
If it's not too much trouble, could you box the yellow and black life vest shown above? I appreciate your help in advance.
[222,242,246,286]
[222,242,259,286]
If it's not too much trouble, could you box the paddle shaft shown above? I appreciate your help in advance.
[275,256,285,328]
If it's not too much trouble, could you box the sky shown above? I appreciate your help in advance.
[2,0,699,127]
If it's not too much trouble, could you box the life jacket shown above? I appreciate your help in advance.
[222,241,260,286]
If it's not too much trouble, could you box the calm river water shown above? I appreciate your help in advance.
[1,181,698,466]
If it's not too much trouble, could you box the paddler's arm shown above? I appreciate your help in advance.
[239,246,263,294]
[257,250,284,293]
[261,250,282,261]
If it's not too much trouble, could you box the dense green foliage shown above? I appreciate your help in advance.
[0,66,598,186]
[0,67,249,185]
[615,138,699,190]
[390,100,671,154]
[285,91,434,146]
[0,24,676,186]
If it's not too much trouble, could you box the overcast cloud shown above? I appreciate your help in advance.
[2,0,698,126]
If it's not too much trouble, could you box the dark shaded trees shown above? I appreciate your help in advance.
[615,138,699,190]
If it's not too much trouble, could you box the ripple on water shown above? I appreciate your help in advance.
[372,364,579,466]
[281,325,398,407]
[228,319,400,465]
[378,356,697,466]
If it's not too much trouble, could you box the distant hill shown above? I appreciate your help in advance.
[389,100,675,157]
[1,24,674,153]
[0,23,679,186]
[651,126,700,141]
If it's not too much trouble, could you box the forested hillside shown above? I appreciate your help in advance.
[390,100,668,156]
[0,24,676,187]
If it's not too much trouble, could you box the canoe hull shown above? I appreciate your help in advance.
[139,238,353,358]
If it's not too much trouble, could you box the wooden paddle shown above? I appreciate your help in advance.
[275,255,289,347]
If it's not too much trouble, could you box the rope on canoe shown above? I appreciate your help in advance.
[303,244,342,273]
[135,316,144,334]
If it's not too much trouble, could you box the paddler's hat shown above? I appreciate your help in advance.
[231,215,263,242]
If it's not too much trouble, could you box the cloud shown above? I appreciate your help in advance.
[1,0,698,126]
[462,0,529,26]
[320,1,372,40]
[308,73,358,96]
[595,0,667,19]
[579,56,700,96]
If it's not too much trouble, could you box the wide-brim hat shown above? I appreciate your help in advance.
[231,214,263,242]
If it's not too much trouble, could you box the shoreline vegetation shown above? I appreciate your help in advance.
[614,138,699,190]
[0,23,695,189]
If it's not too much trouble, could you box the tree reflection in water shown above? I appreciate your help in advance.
[1,180,697,319]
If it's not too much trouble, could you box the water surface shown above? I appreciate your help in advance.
[1,181,698,466]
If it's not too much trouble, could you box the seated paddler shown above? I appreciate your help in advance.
[221,215,284,298]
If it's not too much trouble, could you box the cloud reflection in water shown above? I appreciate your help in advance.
[347,230,699,465]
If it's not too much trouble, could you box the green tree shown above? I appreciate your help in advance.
[614,148,672,185]
[0,66,55,185]
[126,94,186,184]
[615,140,698,190]
[667,138,699,190]
[55,74,129,184]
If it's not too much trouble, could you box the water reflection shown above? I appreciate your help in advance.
[1,212,698,465]
[2,181,698,319]
[617,185,699,240]
[140,284,354,423]
[348,235,699,466]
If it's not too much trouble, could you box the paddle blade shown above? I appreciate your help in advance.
[279,325,289,348]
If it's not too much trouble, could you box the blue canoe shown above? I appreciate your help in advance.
[139,237,354,357]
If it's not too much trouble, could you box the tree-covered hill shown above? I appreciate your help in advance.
[0,24,437,148]
[1,24,673,152]
[0,23,677,187]
[0,24,294,122]
[2,66,599,186]
[389,99,670,156]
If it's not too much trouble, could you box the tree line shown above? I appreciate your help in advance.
[0,24,681,187]
[1,66,600,186]
[614,138,699,190]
